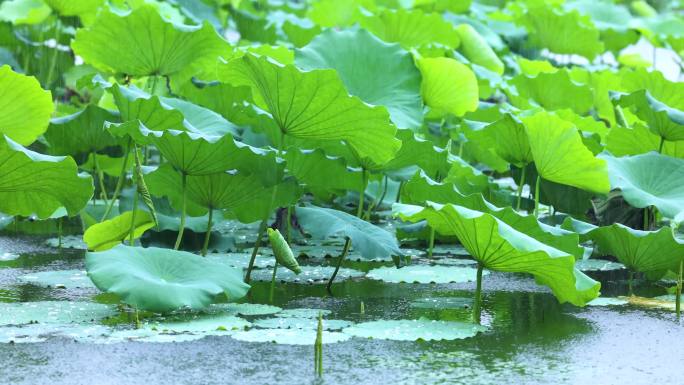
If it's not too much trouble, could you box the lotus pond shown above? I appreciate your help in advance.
[0,0,683,384]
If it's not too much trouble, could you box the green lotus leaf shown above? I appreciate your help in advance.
[72,5,230,77]
[44,105,121,156]
[296,205,403,261]
[85,244,250,313]
[521,165,596,218]
[306,0,367,28]
[219,54,400,165]
[508,70,593,115]
[232,328,350,345]
[0,65,53,145]
[360,9,460,49]
[587,224,684,280]
[0,0,50,25]
[396,203,600,306]
[251,265,364,283]
[515,4,604,59]
[267,228,301,274]
[0,136,93,219]
[455,24,504,75]
[400,172,584,258]
[564,0,638,52]
[417,57,478,118]
[285,147,364,199]
[81,153,134,177]
[474,113,531,168]
[367,265,482,284]
[296,28,423,129]
[379,129,450,180]
[611,90,684,141]
[600,152,684,222]
[145,162,297,225]
[280,13,322,48]
[342,318,486,341]
[19,269,95,289]
[443,156,490,196]
[83,210,155,251]
[621,68,684,111]
[522,111,609,194]
[158,96,239,138]
[606,123,684,158]
[44,0,103,23]
[253,317,351,331]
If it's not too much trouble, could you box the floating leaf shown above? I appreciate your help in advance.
[18,270,96,289]
[253,317,352,331]
[367,265,483,284]
[216,303,281,316]
[86,245,250,312]
[232,328,350,345]
[342,318,486,341]
[0,301,115,325]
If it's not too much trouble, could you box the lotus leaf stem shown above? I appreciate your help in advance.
[427,227,435,258]
[314,312,323,377]
[201,208,213,256]
[173,172,187,250]
[658,137,665,154]
[676,259,682,318]
[101,139,132,221]
[516,166,526,211]
[473,263,484,324]
[628,271,634,296]
[92,152,109,204]
[45,21,61,89]
[269,261,278,303]
[326,236,351,292]
[128,191,138,246]
[57,217,62,248]
[244,220,268,283]
[533,174,541,218]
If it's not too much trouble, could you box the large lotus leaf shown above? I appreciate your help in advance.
[306,0,367,28]
[219,54,400,165]
[296,205,403,261]
[0,136,93,219]
[508,70,593,114]
[158,96,239,137]
[522,111,609,194]
[611,90,684,141]
[587,224,684,280]
[146,163,269,217]
[296,28,422,129]
[110,123,266,177]
[474,113,531,168]
[417,57,478,118]
[399,173,584,258]
[86,245,250,312]
[564,0,638,52]
[44,0,102,23]
[600,152,684,222]
[174,81,253,125]
[285,147,364,199]
[0,65,53,145]
[44,105,121,156]
[379,129,450,180]
[229,178,301,223]
[396,203,600,306]
[0,0,50,25]
[606,124,684,158]
[83,210,155,251]
[455,24,503,75]
[620,68,684,111]
[514,4,604,59]
[443,157,490,196]
[72,5,230,77]
[359,9,460,49]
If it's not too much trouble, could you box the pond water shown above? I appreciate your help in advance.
[0,234,681,385]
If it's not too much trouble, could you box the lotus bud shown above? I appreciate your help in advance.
[267,228,301,274]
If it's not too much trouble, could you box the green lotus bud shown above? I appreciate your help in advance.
[267,228,301,274]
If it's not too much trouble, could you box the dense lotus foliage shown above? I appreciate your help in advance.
[0,0,683,376]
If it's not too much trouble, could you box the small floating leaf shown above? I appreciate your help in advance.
[342,318,486,341]
[367,265,484,284]
[231,329,350,345]
[19,270,96,289]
